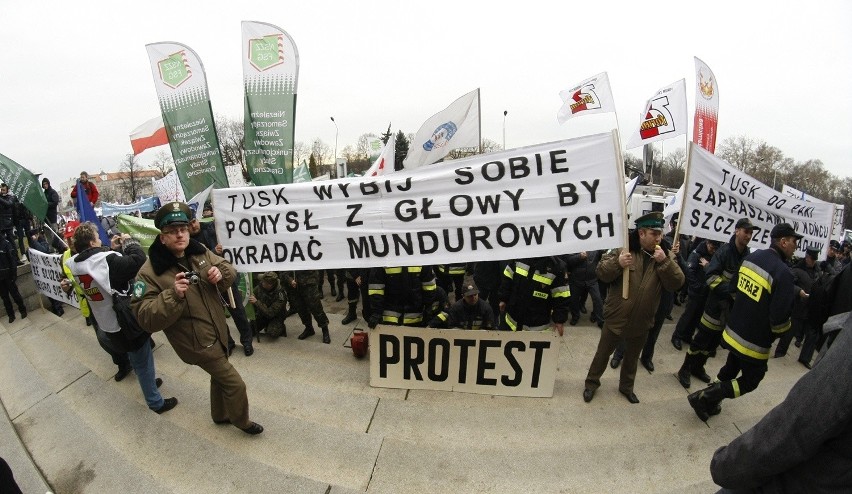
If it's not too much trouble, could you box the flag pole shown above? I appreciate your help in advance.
[612,129,630,299]
[673,142,695,244]
[477,88,482,154]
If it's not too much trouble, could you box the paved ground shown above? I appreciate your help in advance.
[0,277,811,493]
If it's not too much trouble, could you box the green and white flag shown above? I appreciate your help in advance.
[242,21,299,185]
[292,160,312,183]
[0,152,48,221]
[146,42,230,199]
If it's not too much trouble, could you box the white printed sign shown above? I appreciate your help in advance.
[28,249,80,308]
[681,145,835,257]
[369,326,561,397]
[212,133,625,271]
[781,184,844,243]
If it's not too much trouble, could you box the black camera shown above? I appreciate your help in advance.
[184,271,200,285]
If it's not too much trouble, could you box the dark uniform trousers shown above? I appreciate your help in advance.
[585,324,649,394]
[197,354,250,429]
[289,282,330,329]
[717,350,768,398]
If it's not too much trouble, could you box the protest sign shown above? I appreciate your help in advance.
[212,133,625,271]
[781,184,844,243]
[681,144,835,257]
[29,249,79,309]
[370,326,560,397]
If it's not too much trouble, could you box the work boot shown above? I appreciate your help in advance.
[687,382,725,422]
[691,367,712,384]
[341,303,358,325]
[298,326,315,340]
[677,364,691,388]
[321,326,331,344]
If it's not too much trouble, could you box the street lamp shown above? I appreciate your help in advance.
[502,110,508,150]
[330,116,338,178]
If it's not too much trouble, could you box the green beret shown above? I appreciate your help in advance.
[635,212,664,231]
[155,201,192,229]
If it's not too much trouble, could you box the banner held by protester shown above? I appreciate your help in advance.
[680,144,835,257]
[370,325,560,397]
[213,133,624,272]
[781,184,845,243]
[29,249,80,309]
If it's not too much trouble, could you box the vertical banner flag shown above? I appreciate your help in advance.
[146,42,230,199]
[782,184,845,242]
[693,57,719,153]
[186,183,214,218]
[366,137,383,160]
[0,153,48,221]
[557,72,616,124]
[152,170,186,203]
[292,160,312,183]
[75,181,111,246]
[364,134,395,177]
[242,21,299,185]
[626,79,687,149]
[680,144,835,258]
[624,175,640,205]
[129,116,169,155]
[403,88,480,169]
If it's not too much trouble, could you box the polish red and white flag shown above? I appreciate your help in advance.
[129,116,168,155]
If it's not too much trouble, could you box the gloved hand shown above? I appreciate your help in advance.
[368,314,381,329]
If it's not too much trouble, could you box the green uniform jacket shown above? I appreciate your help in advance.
[131,238,236,365]
[596,236,685,338]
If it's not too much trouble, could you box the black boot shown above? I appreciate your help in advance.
[341,303,358,325]
[690,353,712,383]
[298,326,315,340]
[19,306,27,319]
[329,283,337,298]
[687,382,726,422]
[321,326,331,344]
[677,363,691,388]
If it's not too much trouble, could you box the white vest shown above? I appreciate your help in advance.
[65,251,122,333]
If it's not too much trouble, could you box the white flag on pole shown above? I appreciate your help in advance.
[403,88,480,169]
[626,79,687,149]
[557,72,616,124]
[364,134,395,177]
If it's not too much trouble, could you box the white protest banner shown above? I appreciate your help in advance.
[212,133,624,271]
[781,184,845,243]
[152,170,185,203]
[370,326,560,397]
[681,144,835,257]
[28,249,80,309]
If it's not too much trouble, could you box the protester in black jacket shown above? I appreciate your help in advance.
[565,250,604,327]
[0,235,25,322]
[499,256,569,335]
[774,249,821,358]
[42,178,64,252]
[671,239,719,351]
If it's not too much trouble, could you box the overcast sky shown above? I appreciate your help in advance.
[1,0,850,190]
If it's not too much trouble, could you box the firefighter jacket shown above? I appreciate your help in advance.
[790,259,821,320]
[699,236,750,333]
[430,298,495,330]
[498,256,570,331]
[595,233,684,338]
[368,266,437,326]
[436,263,466,277]
[685,241,714,298]
[722,246,795,362]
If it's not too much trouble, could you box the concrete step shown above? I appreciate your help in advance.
[59,372,333,493]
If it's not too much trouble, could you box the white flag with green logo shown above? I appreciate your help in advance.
[145,42,230,199]
[242,21,299,185]
[293,160,312,183]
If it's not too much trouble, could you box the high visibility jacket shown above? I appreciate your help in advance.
[368,266,437,326]
[699,236,750,332]
[62,249,90,317]
[437,263,466,277]
[723,247,796,362]
[498,257,570,331]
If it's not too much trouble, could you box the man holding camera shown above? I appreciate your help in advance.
[132,202,262,435]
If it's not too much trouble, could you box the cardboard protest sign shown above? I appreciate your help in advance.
[681,145,835,258]
[212,133,624,271]
[369,326,561,397]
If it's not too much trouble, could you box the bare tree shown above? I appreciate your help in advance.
[311,138,332,172]
[150,150,174,177]
[293,141,309,166]
[214,113,247,180]
[118,154,148,201]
